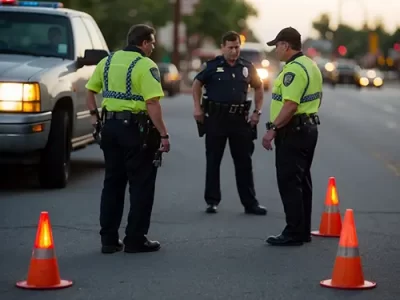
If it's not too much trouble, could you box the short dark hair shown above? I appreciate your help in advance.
[126,24,155,46]
[221,31,241,45]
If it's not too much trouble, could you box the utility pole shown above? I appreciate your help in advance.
[334,0,342,50]
[337,0,342,28]
[172,0,181,71]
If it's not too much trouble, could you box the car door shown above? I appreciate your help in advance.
[70,17,95,138]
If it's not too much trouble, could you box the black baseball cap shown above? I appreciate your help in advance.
[266,27,301,47]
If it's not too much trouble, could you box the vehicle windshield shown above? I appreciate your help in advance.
[0,12,73,59]
[240,50,263,63]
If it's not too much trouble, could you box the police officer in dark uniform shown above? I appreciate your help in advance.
[192,31,267,215]
[86,24,170,254]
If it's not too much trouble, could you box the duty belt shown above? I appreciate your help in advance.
[104,111,147,121]
[266,113,320,130]
[205,101,251,116]
[293,113,320,126]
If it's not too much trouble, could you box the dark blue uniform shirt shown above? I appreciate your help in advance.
[195,55,262,104]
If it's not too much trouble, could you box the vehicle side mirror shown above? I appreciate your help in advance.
[77,49,109,67]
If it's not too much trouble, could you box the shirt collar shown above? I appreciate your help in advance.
[286,51,304,64]
[123,45,146,56]
[218,55,243,66]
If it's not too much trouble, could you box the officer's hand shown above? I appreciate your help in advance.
[250,112,260,126]
[262,130,276,151]
[193,108,204,123]
[159,138,170,153]
[91,115,98,127]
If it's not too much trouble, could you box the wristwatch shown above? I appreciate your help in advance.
[266,122,278,131]
[253,109,262,115]
[160,134,169,139]
[89,109,98,116]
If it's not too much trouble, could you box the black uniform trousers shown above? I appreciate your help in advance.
[275,122,318,240]
[204,113,258,208]
[99,118,158,247]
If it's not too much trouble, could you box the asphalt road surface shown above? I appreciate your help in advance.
[1,84,399,300]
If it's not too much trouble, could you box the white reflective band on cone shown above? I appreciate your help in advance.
[32,248,56,259]
[336,246,360,258]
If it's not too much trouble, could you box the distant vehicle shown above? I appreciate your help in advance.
[157,62,181,96]
[335,59,360,85]
[314,57,339,86]
[355,69,384,88]
[0,0,109,188]
[240,43,271,90]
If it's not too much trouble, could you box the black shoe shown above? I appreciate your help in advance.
[124,238,161,253]
[266,234,303,246]
[206,204,218,213]
[245,205,267,215]
[101,239,124,254]
[303,235,312,243]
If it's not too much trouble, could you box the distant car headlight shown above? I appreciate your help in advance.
[257,68,268,79]
[367,70,376,78]
[0,83,40,112]
[324,62,335,72]
[359,77,369,86]
[373,77,383,86]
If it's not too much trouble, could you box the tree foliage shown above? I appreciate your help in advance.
[312,12,400,58]
[311,13,333,40]
[183,0,258,45]
[63,0,171,49]
[61,0,258,51]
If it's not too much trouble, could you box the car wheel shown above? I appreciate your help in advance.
[38,110,71,189]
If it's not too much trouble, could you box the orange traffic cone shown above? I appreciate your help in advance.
[320,209,376,289]
[311,177,342,237]
[16,211,73,290]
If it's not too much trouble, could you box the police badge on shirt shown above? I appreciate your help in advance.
[242,66,248,78]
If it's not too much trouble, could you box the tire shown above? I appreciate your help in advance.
[38,110,71,189]
[168,89,176,97]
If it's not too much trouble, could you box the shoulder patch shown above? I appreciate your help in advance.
[283,72,296,86]
[150,67,161,82]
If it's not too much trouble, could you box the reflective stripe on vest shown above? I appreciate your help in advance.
[102,52,144,101]
[272,61,322,103]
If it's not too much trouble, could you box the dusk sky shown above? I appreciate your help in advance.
[246,0,400,48]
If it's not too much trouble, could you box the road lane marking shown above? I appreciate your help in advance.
[383,104,395,113]
[386,121,398,129]
[372,152,400,177]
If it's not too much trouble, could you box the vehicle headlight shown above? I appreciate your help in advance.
[373,77,383,86]
[257,68,268,79]
[324,62,335,72]
[367,70,376,78]
[0,83,40,112]
[359,77,369,86]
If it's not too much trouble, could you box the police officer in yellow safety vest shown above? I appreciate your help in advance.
[85,24,170,254]
[262,27,322,246]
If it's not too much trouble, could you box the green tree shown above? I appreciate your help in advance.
[312,13,333,40]
[312,12,400,59]
[63,0,172,50]
[183,0,258,46]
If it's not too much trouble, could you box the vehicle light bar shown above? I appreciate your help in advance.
[0,0,64,8]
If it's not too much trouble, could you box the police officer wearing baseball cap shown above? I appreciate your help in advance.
[266,27,303,48]
[262,27,322,246]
